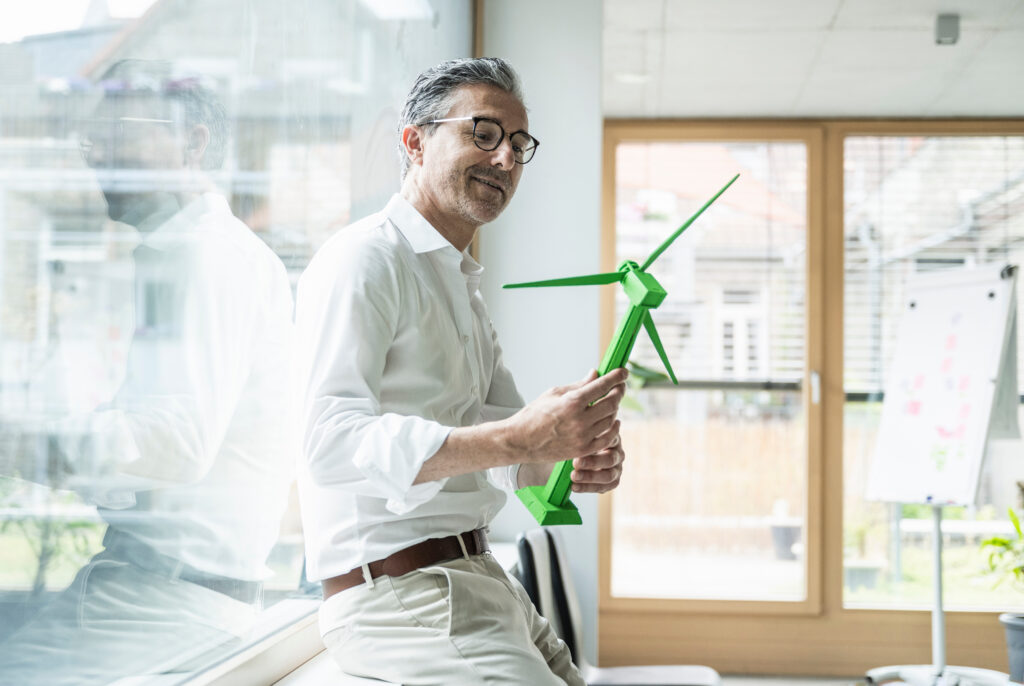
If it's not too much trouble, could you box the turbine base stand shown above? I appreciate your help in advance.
[516,486,582,526]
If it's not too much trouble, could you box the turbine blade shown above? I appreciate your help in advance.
[503,272,624,289]
[640,173,740,272]
[643,312,678,385]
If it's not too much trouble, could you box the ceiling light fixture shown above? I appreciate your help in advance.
[935,13,959,45]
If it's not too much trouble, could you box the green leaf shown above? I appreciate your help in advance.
[620,395,644,413]
[982,536,1012,550]
[626,360,671,383]
[1010,508,1022,539]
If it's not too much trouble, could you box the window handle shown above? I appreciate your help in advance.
[810,370,821,405]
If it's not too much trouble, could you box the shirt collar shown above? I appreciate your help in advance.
[385,193,459,255]
[461,249,484,294]
[142,193,229,251]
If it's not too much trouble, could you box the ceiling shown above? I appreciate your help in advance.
[603,0,1024,117]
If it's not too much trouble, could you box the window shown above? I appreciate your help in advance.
[0,2,472,683]
[604,130,818,607]
[722,320,735,374]
[599,121,1022,675]
[842,134,1024,611]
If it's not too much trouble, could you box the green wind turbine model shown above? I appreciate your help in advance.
[505,173,740,525]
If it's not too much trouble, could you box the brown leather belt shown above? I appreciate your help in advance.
[322,529,489,599]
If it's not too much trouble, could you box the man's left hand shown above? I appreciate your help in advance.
[569,428,624,494]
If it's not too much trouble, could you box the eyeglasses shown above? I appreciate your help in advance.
[78,116,175,159]
[419,116,539,165]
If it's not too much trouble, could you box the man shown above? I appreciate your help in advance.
[297,57,627,685]
[0,61,294,684]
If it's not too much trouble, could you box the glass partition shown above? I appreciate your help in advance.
[842,134,1024,610]
[0,1,471,683]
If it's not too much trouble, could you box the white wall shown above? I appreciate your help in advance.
[479,0,604,666]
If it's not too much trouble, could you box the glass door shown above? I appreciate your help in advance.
[601,124,823,612]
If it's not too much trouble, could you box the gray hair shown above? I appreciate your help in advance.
[397,57,524,179]
[97,59,230,171]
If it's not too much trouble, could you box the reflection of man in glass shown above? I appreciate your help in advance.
[0,60,295,684]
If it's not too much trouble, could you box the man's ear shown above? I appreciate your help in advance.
[184,124,210,167]
[401,124,425,168]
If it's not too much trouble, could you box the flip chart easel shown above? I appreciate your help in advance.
[865,263,1018,686]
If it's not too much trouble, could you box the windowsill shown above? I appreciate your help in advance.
[185,599,321,686]
[185,542,520,685]
[192,544,520,683]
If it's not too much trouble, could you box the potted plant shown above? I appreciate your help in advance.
[981,508,1024,682]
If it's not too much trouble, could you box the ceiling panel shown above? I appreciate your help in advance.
[603,0,1024,117]
[605,28,653,76]
[604,0,664,32]
[794,29,989,115]
[605,27,663,116]
[604,79,657,118]
[1004,0,1024,27]
[663,0,843,31]
[927,29,1024,115]
[653,29,826,116]
[831,0,1021,29]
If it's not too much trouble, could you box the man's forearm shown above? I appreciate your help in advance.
[413,368,628,487]
[412,421,519,485]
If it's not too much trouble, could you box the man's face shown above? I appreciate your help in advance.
[82,95,186,222]
[419,83,529,226]
[83,96,184,173]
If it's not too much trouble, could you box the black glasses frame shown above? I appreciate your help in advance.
[419,116,539,164]
[78,116,176,160]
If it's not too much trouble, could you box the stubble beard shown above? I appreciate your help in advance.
[446,165,512,226]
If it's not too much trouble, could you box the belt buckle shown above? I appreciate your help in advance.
[465,528,486,556]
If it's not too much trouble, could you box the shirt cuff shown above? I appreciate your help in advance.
[487,462,522,492]
[351,414,453,515]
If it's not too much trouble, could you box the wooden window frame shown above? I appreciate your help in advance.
[598,119,1024,676]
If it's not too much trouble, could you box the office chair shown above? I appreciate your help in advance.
[515,528,721,686]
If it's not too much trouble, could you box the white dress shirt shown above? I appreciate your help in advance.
[297,194,525,581]
[28,193,295,580]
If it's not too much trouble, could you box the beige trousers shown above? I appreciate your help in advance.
[318,552,586,685]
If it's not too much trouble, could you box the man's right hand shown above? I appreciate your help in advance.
[413,367,628,486]
[501,368,628,465]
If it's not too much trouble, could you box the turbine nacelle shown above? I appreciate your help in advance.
[620,262,666,308]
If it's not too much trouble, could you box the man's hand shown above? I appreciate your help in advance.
[570,427,624,494]
[415,368,628,486]
[503,368,627,465]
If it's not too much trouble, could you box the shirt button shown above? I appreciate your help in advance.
[462,334,470,344]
